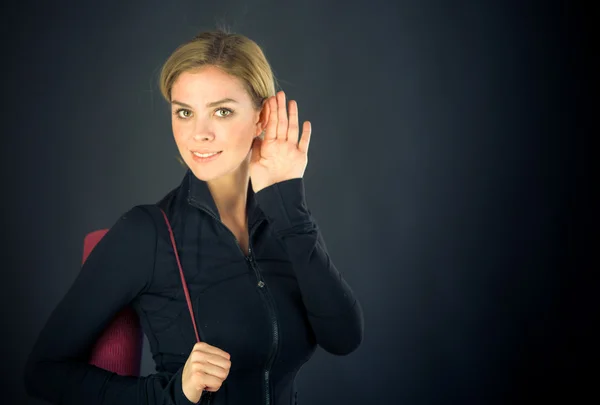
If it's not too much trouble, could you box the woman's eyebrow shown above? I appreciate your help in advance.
[171,98,238,108]
[207,98,238,107]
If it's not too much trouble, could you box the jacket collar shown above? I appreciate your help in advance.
[184,169,264,228]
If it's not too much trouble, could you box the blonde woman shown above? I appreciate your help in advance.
[24,30,363,405]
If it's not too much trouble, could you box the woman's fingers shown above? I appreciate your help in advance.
[199,353,231,369]
[198,373,225,392]
[298,121,312,154]
[264,96,278,141]
[287,99,299,145]
[263,91,305,147]
[276,91,288,140]
[192,342,230,360]
[182,342,231,403]
[191,351,231,370]
[191,360,230,380]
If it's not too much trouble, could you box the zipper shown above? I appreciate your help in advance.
[194,206,251,258]
[247,250,280,405]
[194,205,280,404]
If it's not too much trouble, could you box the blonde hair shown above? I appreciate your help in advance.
[159,30,277,110]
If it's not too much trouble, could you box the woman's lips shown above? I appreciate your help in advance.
[191,150,222,163]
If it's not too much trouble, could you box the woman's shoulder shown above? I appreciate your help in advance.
[105,205,160,243]
[109,174,188,239]
[118,182,183,223]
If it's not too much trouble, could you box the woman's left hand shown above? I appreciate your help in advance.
[250,91,312,193]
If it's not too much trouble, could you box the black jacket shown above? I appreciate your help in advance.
[24,169,363,405]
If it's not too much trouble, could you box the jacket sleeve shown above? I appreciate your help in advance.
[23,206,198,405]
[254,178,364,355]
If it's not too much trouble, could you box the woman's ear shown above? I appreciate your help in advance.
[255,98,270,136]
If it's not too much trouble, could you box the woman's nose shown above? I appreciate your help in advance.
[193,132,215,141]
[192,123,215,141]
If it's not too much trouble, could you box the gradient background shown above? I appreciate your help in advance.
[0,0,592,404]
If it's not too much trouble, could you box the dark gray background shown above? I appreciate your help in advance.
[1,0,592,404]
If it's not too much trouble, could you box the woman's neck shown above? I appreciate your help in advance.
[207,163,250,222]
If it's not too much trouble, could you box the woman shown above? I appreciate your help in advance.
[24,30,363,405]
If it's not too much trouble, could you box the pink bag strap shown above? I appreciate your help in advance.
[159,208,201,343]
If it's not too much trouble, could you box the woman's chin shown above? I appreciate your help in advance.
[189,167,219,182]
[185,155,249,183]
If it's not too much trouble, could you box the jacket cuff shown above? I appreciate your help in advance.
[254,178,312,234]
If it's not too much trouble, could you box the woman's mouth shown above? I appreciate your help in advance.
[191,150,222,162]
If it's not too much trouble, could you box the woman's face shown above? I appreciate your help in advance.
[170,66,264,182]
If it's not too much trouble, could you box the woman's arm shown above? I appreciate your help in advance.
[23,206,196,405]
[254,178,364,355]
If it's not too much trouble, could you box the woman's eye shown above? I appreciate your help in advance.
[175,109,192,119]
[215,108,232,118]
